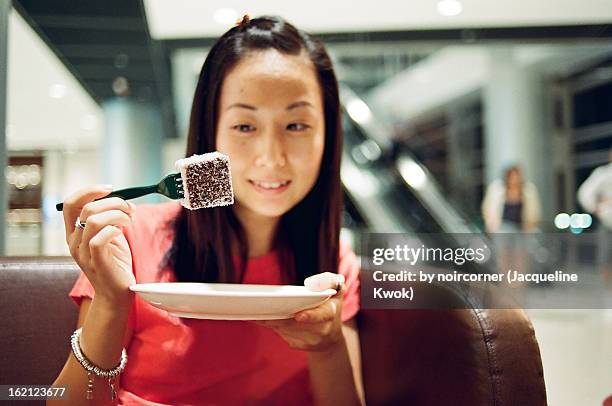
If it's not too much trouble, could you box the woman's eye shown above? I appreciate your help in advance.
[232,124,256,133]
[287,123,310,132]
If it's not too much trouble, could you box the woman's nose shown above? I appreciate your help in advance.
[255,134,287,168]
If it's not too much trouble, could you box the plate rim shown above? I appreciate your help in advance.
[167,311,295,320]
[129,282,337,298]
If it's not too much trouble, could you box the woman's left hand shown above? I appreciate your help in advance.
[256,272,346,352]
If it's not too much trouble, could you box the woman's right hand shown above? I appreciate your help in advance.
[62,184,136,305]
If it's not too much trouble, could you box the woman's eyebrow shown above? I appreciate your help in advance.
[225,101,314,111]
[286,101,314,110]
[226,103,257,111]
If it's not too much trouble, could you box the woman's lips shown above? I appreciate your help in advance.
[248,179,291,195]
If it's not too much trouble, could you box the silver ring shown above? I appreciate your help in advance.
[74,217,86,230]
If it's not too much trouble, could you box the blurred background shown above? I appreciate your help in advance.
[0,1,610,404]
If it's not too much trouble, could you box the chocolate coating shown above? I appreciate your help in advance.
[183,156,234,209]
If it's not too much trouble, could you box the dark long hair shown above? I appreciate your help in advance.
[165,16,343,284]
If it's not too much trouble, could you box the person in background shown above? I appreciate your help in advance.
[482,165,541,234]
[482,165,541,284]
[578,147,612,287]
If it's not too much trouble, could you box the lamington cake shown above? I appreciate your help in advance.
[175,152,234,209]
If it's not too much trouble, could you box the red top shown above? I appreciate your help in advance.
[69,202,361,405]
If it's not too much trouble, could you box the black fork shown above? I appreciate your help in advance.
[56,173,184,211]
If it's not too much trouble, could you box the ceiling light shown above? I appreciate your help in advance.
[437,0,463,17]
[569,213,582,229]
[359,140,382,162]
[569,213,593,229]
[49,83,67,99]
[112,76,130,97]
[554,213,570,229]
[346,99,372,124]
[580,213,592,229]
[26,165,41,186]
[341,164,379,197]
[398,157,427,190]
[213,8,238,25]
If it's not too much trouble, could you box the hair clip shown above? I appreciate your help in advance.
[235,14,250,30]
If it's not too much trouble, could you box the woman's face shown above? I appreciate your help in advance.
[507,169,522,188]
[216,49,325,220]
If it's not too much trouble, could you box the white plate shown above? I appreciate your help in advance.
[129,283,337,320]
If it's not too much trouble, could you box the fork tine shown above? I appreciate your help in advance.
[174,175,185,198]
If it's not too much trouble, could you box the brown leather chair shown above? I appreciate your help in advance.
[359,308,547,405]
[0,257,547,405]
[0,258,80,395]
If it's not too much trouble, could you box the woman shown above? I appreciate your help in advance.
[482,165,541,282]
[481,165,541,233]
[50,16,363,406]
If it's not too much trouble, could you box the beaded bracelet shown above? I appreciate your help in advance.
[70,328,128,400]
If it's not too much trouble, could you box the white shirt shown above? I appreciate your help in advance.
[578,163,612,229]
[481,179,541,232]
